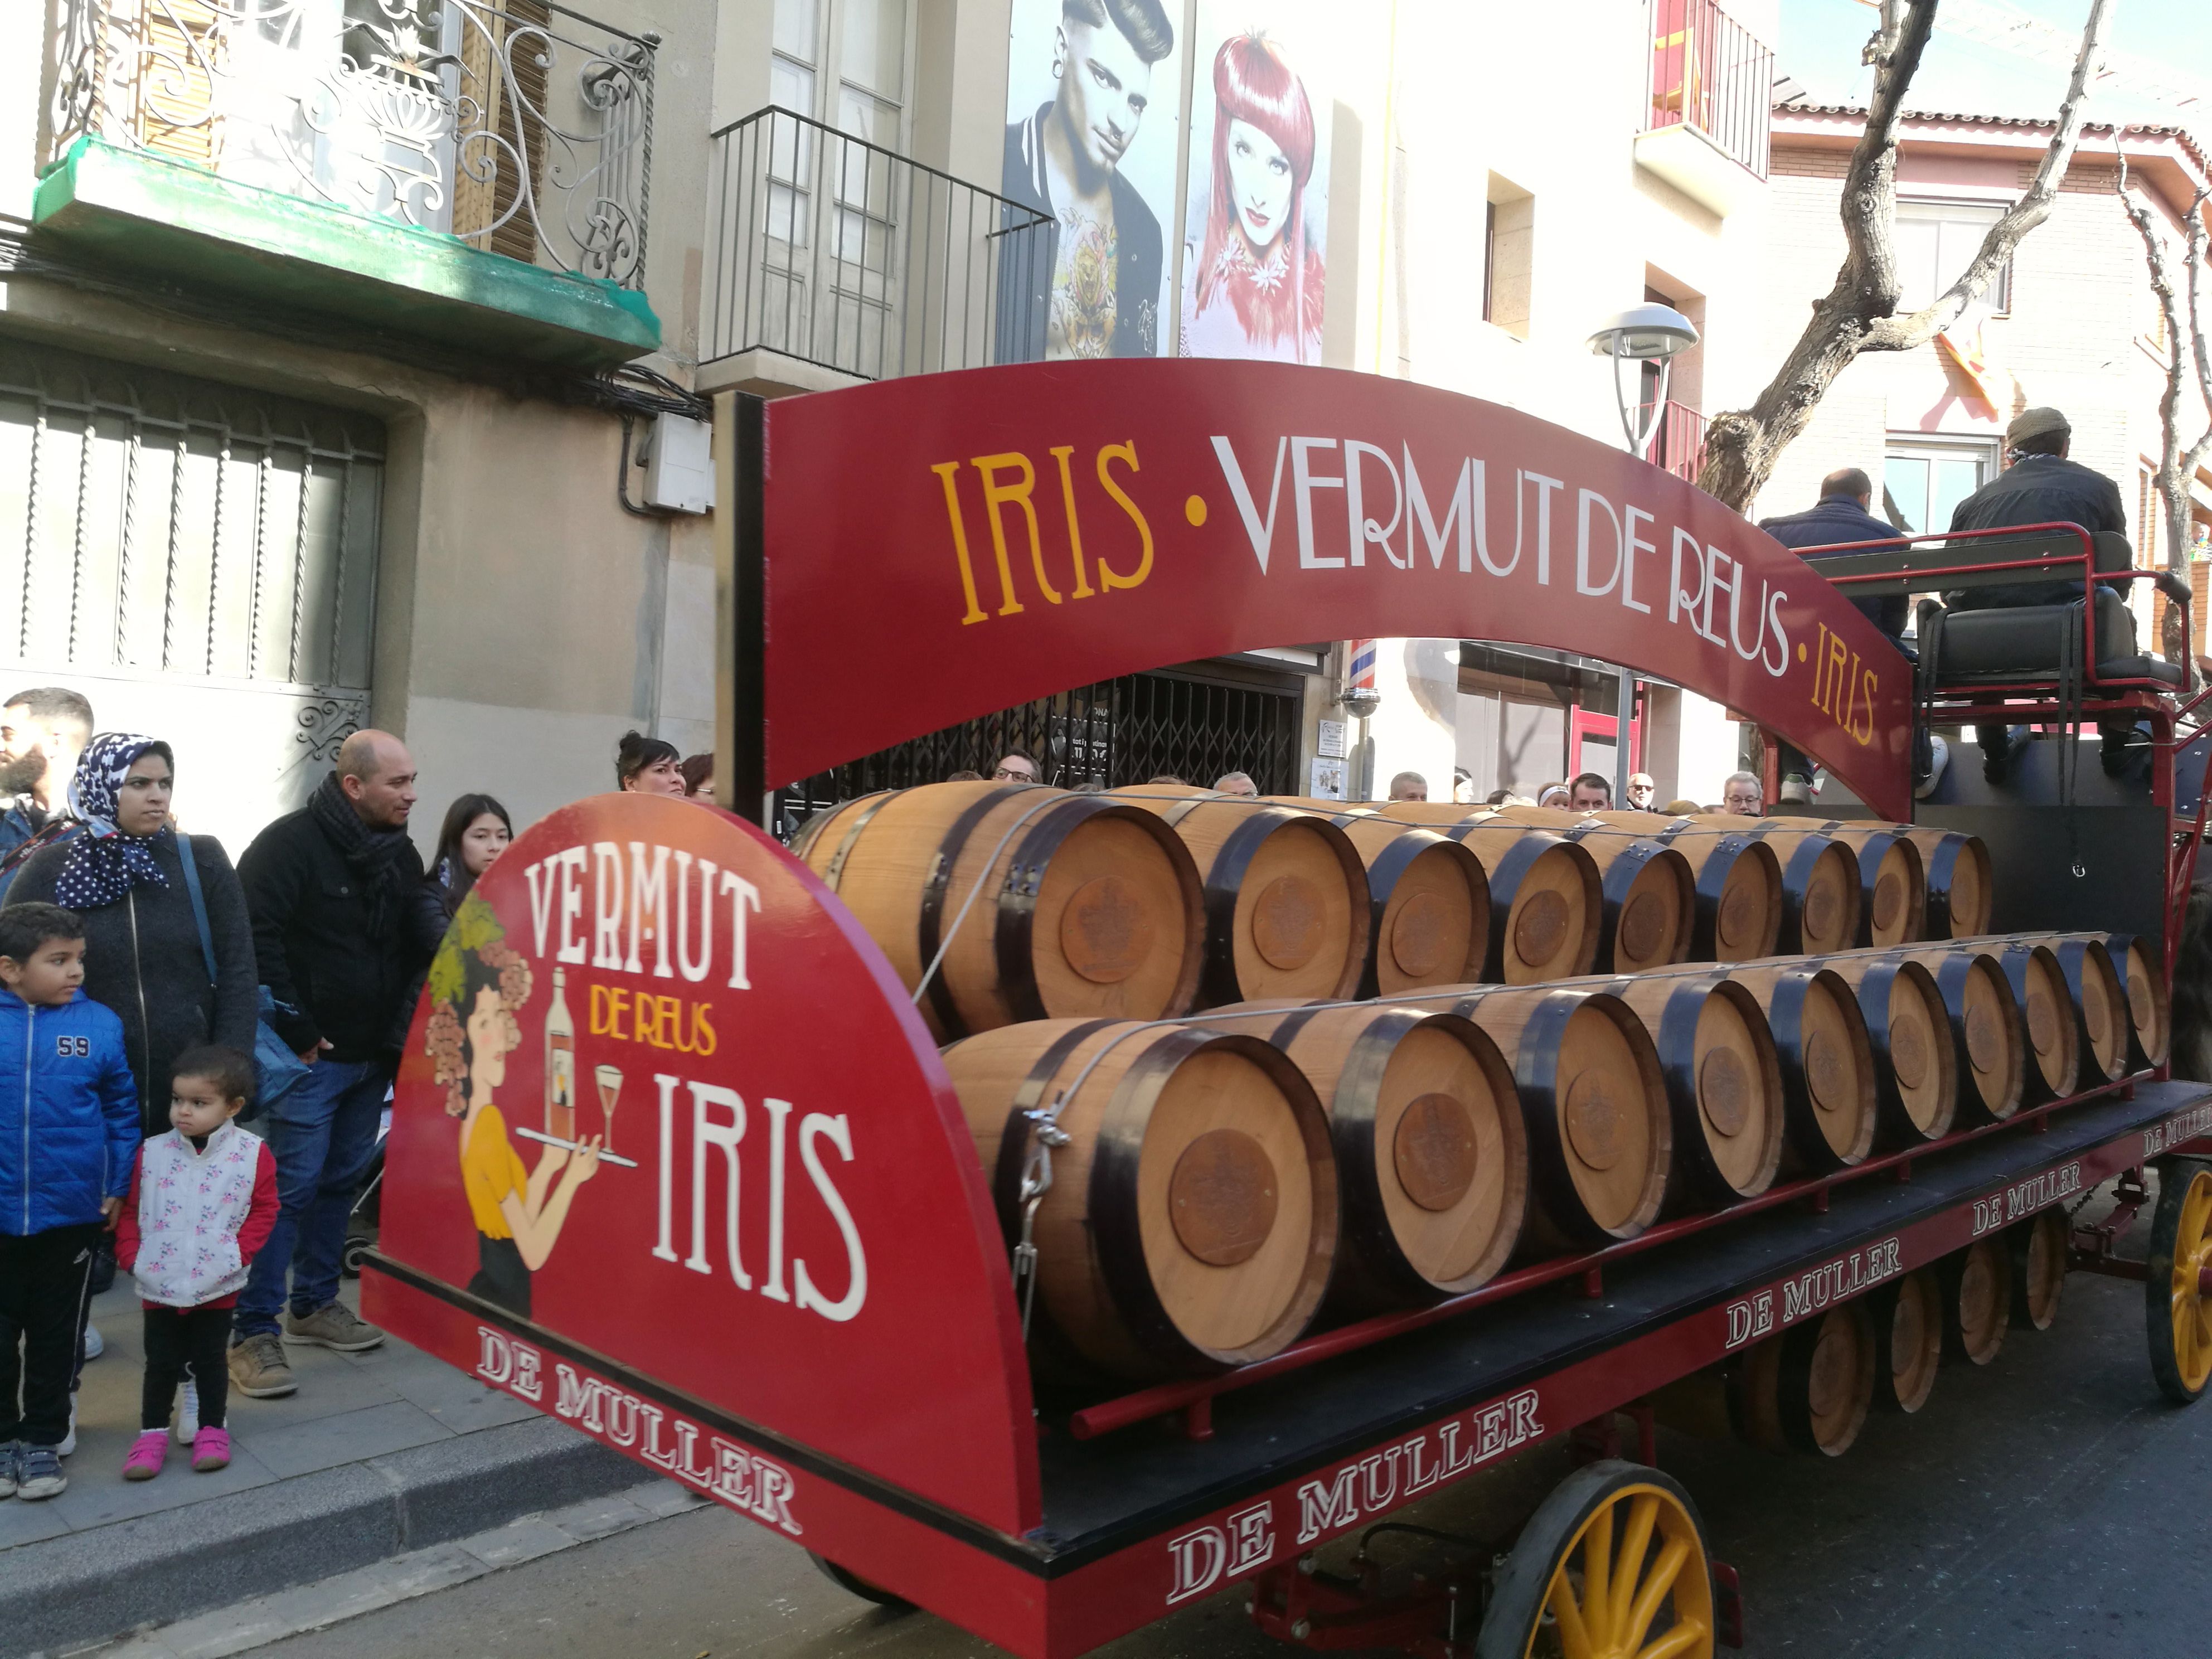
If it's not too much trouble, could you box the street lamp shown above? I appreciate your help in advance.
[1587,303,1698,810]
[1587,303,1700,458]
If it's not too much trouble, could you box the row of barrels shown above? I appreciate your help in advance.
[944,932,2161,1382]
[793,780,1995,1044]
[1655,1211,2067,1457]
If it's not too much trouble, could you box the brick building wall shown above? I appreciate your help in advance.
[1750,142,2177,567]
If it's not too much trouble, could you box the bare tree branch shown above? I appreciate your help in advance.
[1869,0,2116,349]
[1698,0,2115,513]
[2113,149,2212,574]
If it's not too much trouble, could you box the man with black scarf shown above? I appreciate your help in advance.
[230,730,433,1400]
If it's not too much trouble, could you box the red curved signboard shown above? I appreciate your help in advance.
[761,360,1913,820]
[364,794,1040,1536]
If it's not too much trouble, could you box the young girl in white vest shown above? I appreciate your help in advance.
[115,1046,276,1478]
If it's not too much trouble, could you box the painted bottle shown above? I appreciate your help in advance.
[545,966,576,1142]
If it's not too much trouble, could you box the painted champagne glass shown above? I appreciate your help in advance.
[594,1064,622,1154]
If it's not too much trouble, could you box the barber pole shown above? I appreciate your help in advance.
[1348,638,1377,696]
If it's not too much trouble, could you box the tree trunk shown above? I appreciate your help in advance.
[1699,0,2115,515]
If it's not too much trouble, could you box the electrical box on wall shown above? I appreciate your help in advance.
[642,413,715,514]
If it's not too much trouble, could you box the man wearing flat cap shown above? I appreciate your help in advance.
[1944,407,2131,775]
[1946,408,2126,607]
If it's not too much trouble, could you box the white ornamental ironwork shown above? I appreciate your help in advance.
[48,0,655,287]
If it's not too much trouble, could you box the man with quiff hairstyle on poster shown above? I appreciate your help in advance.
[1002,0,1175,360]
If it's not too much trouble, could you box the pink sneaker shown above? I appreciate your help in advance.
[191,1426,231,1473]
[122,1429,168,1481]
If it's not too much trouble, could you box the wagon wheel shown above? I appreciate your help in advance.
[809,1551,914,1612]
[1474,1459,1715,1659]
[2148,1163,2212,1405]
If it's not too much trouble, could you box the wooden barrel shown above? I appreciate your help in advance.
[1764,818,1927,948]
[1585,972,1784,1209]
[1660,1304,1875,1456]
[944,1018,1337,1378]
[1894,945,2024,1126]
[1123,790,1371,1007]
[1325,817,1491,998]
[1996,942,2079,1105]
[1718,962,1878,1172]
[1596,811,1783,962]
[2007,1209,2068,1332]
[1366,807,1604,983]
[1491,809,1694,974]
[1433,984,1671,1250]
[1941,1236,2010,1366]
[1815,953,1958,1147]
[1870,1268,1942,1414]
[795,782,1204,1041]
[2101,932,2170,1068]
[2045,935,2131,1087]
[1226,1002,1528,1308]
[1692,818,1861,955]
[1900,826,1993,938]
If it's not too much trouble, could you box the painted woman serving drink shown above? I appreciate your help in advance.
[424,897,599,1316]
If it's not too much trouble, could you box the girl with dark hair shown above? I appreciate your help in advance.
[614,731,684,797]
[428,794,513,915]
[1181,32,1325,363]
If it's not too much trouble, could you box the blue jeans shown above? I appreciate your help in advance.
[235,1059,389,1338]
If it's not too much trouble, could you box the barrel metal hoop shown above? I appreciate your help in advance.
[991,796,1112,1026]
[1499,987,1618,1249]
[1482,831,1570,981]
[1324,1007,1442,1302]
[814,790,898,892]
[915,786,1027,1037]
[1196,806,1299,1004]
[1159,794,1216,829]
[1087,1027,1237,1368]
[1357,827,1453,998]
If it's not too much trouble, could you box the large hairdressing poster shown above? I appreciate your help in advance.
[1179,2,1331,363]
[1001,0,1182,359]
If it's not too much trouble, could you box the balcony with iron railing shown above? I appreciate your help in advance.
[1636,0,1772,216]
[1645,399,1709,486]
[35,0,661,367]
[702,106,1050,392]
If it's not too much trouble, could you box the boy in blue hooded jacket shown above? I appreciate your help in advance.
[0,902,139,1501]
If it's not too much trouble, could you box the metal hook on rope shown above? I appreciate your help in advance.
[1009,1093,1072,1340]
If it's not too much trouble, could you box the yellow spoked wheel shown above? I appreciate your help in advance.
[1476,1460,1714,1659]
[2148,1165,2212,1405]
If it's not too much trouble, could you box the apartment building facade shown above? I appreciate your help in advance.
[1751,107,2212,662]
[4,0,722,851]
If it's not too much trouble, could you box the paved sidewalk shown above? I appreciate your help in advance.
[1,1279,533,1551]
[3,1277,643,1659]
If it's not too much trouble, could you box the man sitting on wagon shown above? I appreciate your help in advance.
[1942,407,2133,780]
[1759,467,1919,803]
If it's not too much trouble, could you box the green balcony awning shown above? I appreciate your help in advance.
[32,138,661,372]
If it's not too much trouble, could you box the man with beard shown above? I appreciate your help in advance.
[1002,0,1174,359]
[230,730,432,1400]
[0,688,93,900]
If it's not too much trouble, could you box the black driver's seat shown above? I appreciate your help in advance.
[1929,530,2179,687]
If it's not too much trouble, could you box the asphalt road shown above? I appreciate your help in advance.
[250,1199,2209,1659]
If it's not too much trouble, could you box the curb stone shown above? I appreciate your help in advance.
[5,1417,637,1659]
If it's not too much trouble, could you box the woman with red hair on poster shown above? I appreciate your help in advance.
[1181,31,1325,363]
